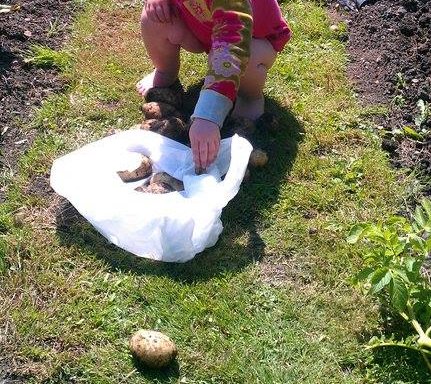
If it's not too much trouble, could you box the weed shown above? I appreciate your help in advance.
[24,45,72,71]
[392,94,406,107]
[47,18,63,37]
[331,157,364,193]
[396,72,407,91]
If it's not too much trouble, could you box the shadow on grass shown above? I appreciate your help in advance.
[130,356,180,382]
[354,303,431,383]
[56,82,303,283]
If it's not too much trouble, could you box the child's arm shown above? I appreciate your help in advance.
[193,0,253,125]
[190,0,253,170]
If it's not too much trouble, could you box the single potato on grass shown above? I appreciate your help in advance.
[129,329,177,368]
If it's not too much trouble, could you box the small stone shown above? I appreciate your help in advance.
[308,227,318,235]
[105,128,118,136]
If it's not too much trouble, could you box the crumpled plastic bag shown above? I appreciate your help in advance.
[50,127,253,263]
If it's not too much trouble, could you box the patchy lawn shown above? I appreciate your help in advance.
[0,0,427,383]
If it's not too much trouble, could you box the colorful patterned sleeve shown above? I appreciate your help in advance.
[192,0,253,127]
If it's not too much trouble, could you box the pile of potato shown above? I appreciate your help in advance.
[116,82,276,192]
[117,154,184,194]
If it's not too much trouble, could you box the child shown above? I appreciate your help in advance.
[137,0,291,170]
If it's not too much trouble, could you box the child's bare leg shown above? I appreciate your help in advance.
[137,8,205,96]
[232,38,277,120]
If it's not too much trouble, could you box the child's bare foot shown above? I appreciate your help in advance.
[231,96,265,121]
[136,69,178,97]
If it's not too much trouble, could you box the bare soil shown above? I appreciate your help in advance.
[341,0,431,171]
[0,0,76,202]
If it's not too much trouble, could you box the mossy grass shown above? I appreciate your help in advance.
[0,1,427,383]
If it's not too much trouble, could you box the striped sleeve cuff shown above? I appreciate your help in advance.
[191,89,233,128]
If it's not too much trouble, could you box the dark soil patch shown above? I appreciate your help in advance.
[336,0,431,172]
[0,0,77,202]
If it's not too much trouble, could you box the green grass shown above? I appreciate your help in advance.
[0,1,428,383]
[24,44,73,71]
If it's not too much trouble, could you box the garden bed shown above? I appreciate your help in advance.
[343,0,431,170]
[0,0,76,202]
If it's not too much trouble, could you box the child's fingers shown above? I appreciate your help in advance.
[208,139,219,166]
[146,4,162,23]
[145,4,155,22]
[191,138,201,169]
[199,142,209,169]
[154,4,166,23]
[161,2,171,23]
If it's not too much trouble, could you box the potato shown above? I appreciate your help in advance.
[141,118,165,131]
[150,172,184,191]
[256,112,279,134]
[117,155,153,182]
[145,86,183,109]
[141,101,181,120]
[248,149,268,168]
[222,116,255,140]
[129,329,177,368]
[135,182,174,194]
[141,117,188,143]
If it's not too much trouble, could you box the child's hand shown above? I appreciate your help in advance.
[189,118,220,171]
[145,0,175,23]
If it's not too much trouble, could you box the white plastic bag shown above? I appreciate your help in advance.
[50,127,252,263]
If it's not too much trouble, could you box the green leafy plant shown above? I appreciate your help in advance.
[331,158,364,193]
[24,44,71,71]
[392,94,406,107]
[348,199,431,371]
